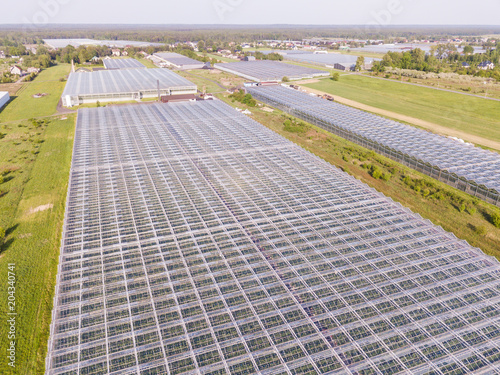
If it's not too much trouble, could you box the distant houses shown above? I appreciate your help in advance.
[10,65,23,76]
[478,61,495,70]
[111,49,121,57]
[461,62,471,68]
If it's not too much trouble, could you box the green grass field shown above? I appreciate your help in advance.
[0,64,71,123]
[305,75,500,143]
[0,62,74,374]
[0,115,75,374]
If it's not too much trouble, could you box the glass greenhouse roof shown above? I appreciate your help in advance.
[46,100,500,375]
[103,58,146,70]
[248,85,500,194]
[214,61,329,82]
[62,68,196,97]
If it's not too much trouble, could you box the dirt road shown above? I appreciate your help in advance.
[299,86,500,151]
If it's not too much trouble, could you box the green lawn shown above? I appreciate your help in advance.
[0,64,71,123]
[136,57,157,68]
[0,115,75,374]
[305,75,500,143]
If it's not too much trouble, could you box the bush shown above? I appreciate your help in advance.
[331,72,340,81]
[467,207,476,215]
[459,204,466,213]
[282,76,290,82]
[371,168,383,179]
[381,173,391,181]
[475,225,487,236]
[422,189,430,197]
[0,227,5,245]
[491,212,500,228]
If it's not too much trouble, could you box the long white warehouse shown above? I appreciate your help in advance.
[0,91,10,109]
[61,68,197,107]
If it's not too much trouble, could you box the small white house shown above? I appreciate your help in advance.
[26,67,40,74]
[478,61,495,70]
[111,49,121,57]
[10,65,23,76]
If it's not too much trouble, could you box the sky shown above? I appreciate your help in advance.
[1,0,500,26]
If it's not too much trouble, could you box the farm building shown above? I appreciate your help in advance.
[61,68,197,107]
[333,62,355,71]
[46,99,500,375]
[0,91,10,109]
[214,60,329,82]
[153,52,207,70]
[248,85,500,206]
[103,58,146,70]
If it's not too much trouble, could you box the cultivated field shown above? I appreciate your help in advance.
[0,63,75,374]
[305,75,500,145]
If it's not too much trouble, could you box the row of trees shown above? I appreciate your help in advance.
[371,43,500,79]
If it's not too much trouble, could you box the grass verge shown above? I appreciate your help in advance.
[0,114,76,374]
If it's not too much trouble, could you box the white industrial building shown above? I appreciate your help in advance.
[0,91,10,109]
[153,52,208,70]
[61,68,197,107]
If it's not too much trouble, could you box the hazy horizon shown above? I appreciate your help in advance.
[2,0,500,27]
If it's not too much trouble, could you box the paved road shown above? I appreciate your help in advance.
[355,73,500,102]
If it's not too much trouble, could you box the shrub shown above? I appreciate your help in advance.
[475,226,487,236]
[381,173,391,181]
[467,207,476,215]
[491,212,500,228]
[459,204,466,213]
[422,189,430,197]
[331,72,340,81]
[0,227,5,245]
[282,76,290,82]
[371,168,383,179]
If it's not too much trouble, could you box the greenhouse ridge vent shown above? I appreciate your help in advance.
[46,99,500,374]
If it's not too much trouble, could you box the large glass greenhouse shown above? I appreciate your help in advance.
[46,100,500,374]
[61,68,197,107]
[248,85,500,207]
[103,58,146,70]
[214,61,329,82]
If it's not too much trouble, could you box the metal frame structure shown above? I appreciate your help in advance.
[248,85,500,207]
[214,61,329,82]
[61,69,197,107]
[46,100,500,375]
[103,59,146,70]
